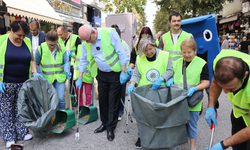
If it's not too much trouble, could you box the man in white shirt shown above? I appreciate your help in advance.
[26,21,46,55]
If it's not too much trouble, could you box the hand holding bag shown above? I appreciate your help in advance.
[183,60,203,107]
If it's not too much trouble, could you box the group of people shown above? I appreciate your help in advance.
[1,11,250,150]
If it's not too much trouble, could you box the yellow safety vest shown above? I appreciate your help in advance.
[137,50,169,86]
[58,34,79,66]
[0,33,32,81]
[73,42,97,84]
[174,57,206,111]
[162,30,192,63]
[38,42,66,84]
[213,49,250,126]
[99,28,122,72]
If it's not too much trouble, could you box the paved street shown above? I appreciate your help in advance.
[0,90,233,150]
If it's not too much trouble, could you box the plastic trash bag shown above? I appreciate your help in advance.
[18,76,58,138]
[131,84,190,149]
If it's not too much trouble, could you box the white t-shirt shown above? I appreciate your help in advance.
[171,33,180,46]
[32,34,39,55]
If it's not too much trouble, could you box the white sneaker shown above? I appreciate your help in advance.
[118,116,122,121]
[6,140,15,148]
[23,134,32,140]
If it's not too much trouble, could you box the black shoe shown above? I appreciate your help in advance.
[94,125,106,133]
[107,130,115,141]
[135,138,142,149]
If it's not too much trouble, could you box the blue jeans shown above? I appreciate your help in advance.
[52,80,65,110]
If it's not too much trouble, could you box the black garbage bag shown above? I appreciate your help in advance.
[131,84,190,149]
[18,76,58,138]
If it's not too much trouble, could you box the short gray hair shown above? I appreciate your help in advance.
[138,35,155,57]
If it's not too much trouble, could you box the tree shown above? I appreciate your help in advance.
[100,0,147,34]
[153,0,234,33]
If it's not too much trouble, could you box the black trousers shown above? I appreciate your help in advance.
[231,110,250,150]
[96,69,122,131]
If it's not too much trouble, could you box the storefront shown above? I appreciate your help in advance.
[218,0,245,49]
[0,0,63,34]
[49,0,89,34]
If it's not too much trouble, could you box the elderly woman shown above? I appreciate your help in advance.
[35,31,71,110]
[0,20,43,148]
[166,38,210,150]
[127,35,173,148]
[127,27,154,77]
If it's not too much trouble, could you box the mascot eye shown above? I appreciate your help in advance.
[203,29,212,42]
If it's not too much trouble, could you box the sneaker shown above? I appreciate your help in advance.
[23,134,33,140]
[6,140,15,148]
[135,138,142,149]
[118,115,122,121]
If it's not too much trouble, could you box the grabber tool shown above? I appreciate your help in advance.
[209,113,218,150]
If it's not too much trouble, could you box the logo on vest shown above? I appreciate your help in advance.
[146,69,160,82]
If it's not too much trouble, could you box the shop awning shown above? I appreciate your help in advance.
[3,0,63,25]
[58,13,74,23]
[219,15,238,24]
[72,16,90,25]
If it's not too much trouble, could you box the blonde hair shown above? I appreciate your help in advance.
[180,38,197,51]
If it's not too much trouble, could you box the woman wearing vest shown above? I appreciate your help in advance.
[166,39,209,150]
[0,20,44,148]
[128,27,154,78]
[34,31,72,110]
[127,35,173,148]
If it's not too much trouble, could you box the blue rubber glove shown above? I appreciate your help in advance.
[120,72,130,85]
[206,142,223,150]
[152,76,164,90]
[187,87,198,97]
[165,78,174,87]
[67,50,74,58]
[32,72,45,78]
[65,71,72,79]
[127,84,135,96]
[0,81,6,93]
[127,67,133,77]
[76,78,82,90]
[205,107,218,127]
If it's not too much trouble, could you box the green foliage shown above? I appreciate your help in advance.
[153,0,234,33]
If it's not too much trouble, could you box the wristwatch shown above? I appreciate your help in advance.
[121,69,126,73]
[32,71,37,75]
[220,141,229,149]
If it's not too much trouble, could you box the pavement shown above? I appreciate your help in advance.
[0,90,233,150]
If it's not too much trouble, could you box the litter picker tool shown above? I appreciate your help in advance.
[209,113,218,150]
[75,87,80,142]
[121,96,133,134]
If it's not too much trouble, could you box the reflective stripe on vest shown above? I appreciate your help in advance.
[213,50,250,126]
[137,50,169,86]
[99,28,122,72]
[162,31,192,62]
[43,70,64,75]
[174,56,206,111]
[0,64,3,77]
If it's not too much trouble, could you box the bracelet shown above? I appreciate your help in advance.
[220,141,229,149]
